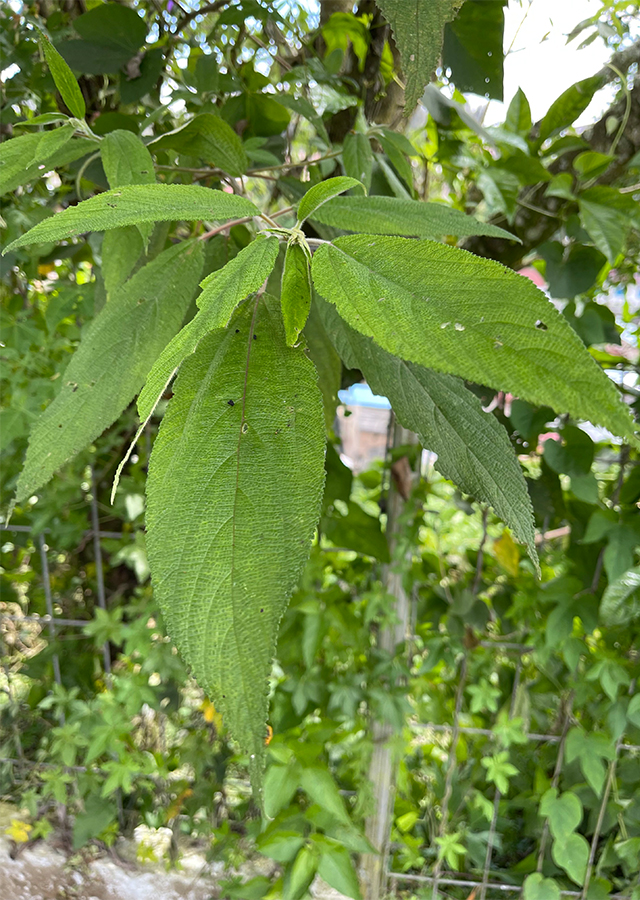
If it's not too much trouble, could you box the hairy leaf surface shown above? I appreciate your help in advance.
[146,293,326,786]
[102,226,144,296]
[311,235,636,441]
[38,29,86,119]
[4,185,257,252]
[309,195,518,241]
[137,236,279,425]
[101,130,156,188]
[318,298,537,564]
[376,0,464,110]
[15,240,203,502]
[297,176,365,224]
[281,243,312,346]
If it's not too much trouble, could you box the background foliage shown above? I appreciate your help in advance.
[1,1,639,898]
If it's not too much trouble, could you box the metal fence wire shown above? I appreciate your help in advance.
[1,472,639,900]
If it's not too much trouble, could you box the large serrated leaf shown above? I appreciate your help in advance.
[146,293,325,788]
[376,0,464,110]
[309,195,518,241]
[136,236,279,425]
[15,240,203,503]
[311,235,637,442]
[4,185,258,252]
[318,298,538,567]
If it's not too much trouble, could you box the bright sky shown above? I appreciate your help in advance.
[483,0,633,126]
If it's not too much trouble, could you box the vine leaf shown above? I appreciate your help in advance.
[4,184,258,252]
[281,243,312,346]
[309,195,519,241]
[311,235,638,442]
[375,0,464,110]
[15,240,203,504]
[318,298,538,568]
[145,293,326,791]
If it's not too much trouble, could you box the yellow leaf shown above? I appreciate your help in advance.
[494,531,520,577]
[6,819,32,843]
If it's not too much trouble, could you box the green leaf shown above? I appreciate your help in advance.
[304,304,342,432]
[627,694,640,729]
[579,186,638,263]
[299,768,351,826]
[136,236,279,426]
[0,125,76,196]
[539,75,604,142]
[323,501,390,562]
[342,132,373,192]
[540,788,583,842]
[4,185,258,252]
[523,873,561,900]
[600,567,640,627]
[146,294,325,790]
[262,764,300,820]
[504,88,533,135]
[56,3,148,75]
[543,426,594,478]
[284,845,318,900]
[297,176,365,224]
[15,240,203,503]
[442,0,505,101]
[376,0,464,110]
[257,828,305,864]
[310,235,637,442]
[37,29,86,119]
[309,195,519,241]
[149,114,249,177]
[319,298,537,563]
[281,243,312,347]
[315,835,361,900]
[102,226,145,296]
[101,130,155,189]
[551,833,590,886]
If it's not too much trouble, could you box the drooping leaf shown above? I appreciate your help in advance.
[342,132,373,192]
[136,236,279,426]
[303,304,342,431]
[539,75,604,142]
[314,835,361,900]
[15,240,203,503]
[37,29,86,119]
[145,294,325,789]
[376,0,464,110]
[309,195,519,241]
[318,298,537,565]
[101,130,155,188]
[310,235,637,441]
[297,176,365,224]
[281,243,311,346]
[149,113,248,176]
[442,0,506,100]
[4,185,258,252]
[284,845,318,900]
[0,125,78,196]
[600,567,640,627]
[579,186,639,264]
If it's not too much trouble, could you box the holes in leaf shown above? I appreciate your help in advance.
[535,320,548,331]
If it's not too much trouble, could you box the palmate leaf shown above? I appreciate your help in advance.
[376,0,464,110]
[311,235,637,442]
[309,195,518,241]
[15,240,203,503]
[146,294,325,788]
[318,298,538,566]
[4,184,258,252]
